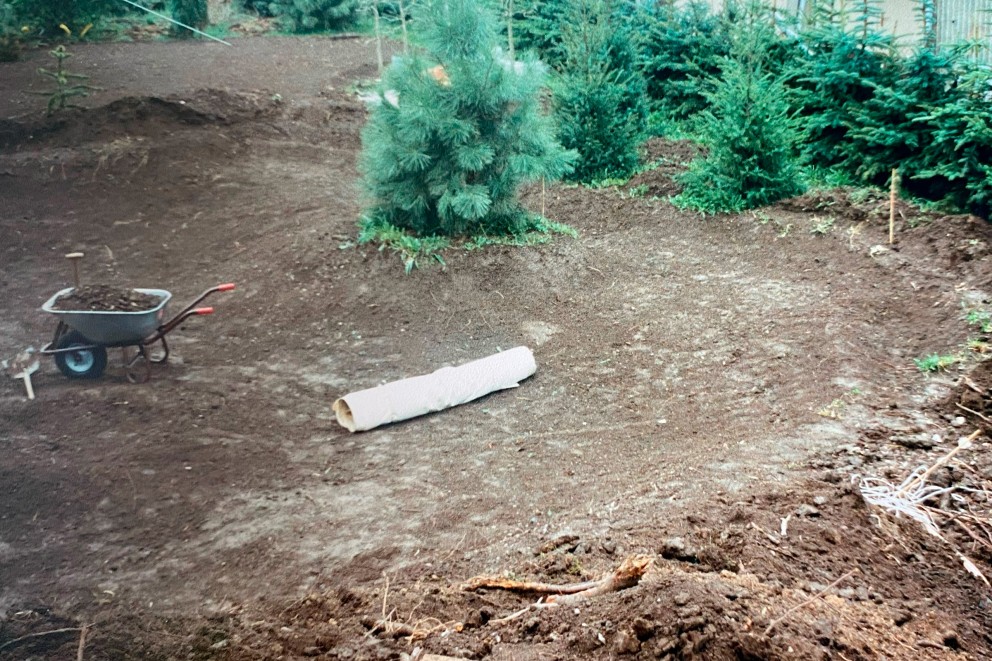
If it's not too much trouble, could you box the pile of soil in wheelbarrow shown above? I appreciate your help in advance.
[51,285,163,312]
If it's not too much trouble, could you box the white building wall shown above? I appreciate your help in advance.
[695,0,990,61]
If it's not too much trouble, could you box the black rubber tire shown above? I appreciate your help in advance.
[53,331,108,379]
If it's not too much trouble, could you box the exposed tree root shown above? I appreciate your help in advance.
[463,554,653,622]
[461,555,652,599]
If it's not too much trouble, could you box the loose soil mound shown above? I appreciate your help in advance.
[51,285,162,312]
[626,138,702,197]
[778,186,931,227]
[196,481,988,660]
[0,89,283,149]
[5,481,987,660]
[943,359,992,434]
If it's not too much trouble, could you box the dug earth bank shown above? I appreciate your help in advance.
[1,36,991,660]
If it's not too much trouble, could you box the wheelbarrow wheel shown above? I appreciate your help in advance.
[54,331,107,379]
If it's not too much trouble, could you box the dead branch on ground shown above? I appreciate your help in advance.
[463,554,653,621]
[547,555,652,605]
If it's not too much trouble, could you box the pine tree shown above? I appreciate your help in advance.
[552,0,648,182]
[358,0,575,238]
[675,0,803,213]
[29,45,100,114]
[169,0,208,36]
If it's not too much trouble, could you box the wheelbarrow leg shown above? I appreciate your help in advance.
[124,345,152,384]
[47,320,70,350]
[147,336,170,364]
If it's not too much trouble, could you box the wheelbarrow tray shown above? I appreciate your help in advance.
[41,288,173,346]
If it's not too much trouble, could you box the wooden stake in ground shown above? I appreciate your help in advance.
[66,251,84,288]
[889,168,898,245]
[507,0,515,61]
[541,177,546,218]
[398,0,409,51]
[371,1,384,75]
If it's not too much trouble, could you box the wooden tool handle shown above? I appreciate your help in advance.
[65,252,84,288]
[22,373,34,400]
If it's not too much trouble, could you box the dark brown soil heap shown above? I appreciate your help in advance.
[943,358,992,434]
[52,284,162,312]
[625,138,703,197]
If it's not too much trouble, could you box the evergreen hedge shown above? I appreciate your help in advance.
[788,0,992,217]
[267,0,360,33]
[0,1,19,61]
[552,0,648,182]
[169,0,208,36]
[10,0,122,35]
[632,0,731,122]
[675,0,803,213]
[787,0,900,172]
[510,0,567,64]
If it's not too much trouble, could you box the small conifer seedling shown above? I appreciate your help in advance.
[31,46,100,115]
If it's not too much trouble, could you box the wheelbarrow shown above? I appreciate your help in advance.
[39,283,235,383]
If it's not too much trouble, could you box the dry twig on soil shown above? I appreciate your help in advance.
[362,574,463,642]
[962,376,986,395]
[76,624,90,661]
[956,402,992,424]
[0,627,84,652]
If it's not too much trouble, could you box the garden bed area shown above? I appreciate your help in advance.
[1,36,991,660]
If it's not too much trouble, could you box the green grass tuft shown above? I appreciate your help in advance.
[357,215,577,272]
[913,352,961,373]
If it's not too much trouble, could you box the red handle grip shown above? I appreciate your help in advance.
[217,283,236,292]
[193,307,214,315]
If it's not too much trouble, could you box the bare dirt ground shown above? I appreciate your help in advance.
[2,36,992,661]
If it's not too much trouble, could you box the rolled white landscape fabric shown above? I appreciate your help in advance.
[333,346,537,432]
